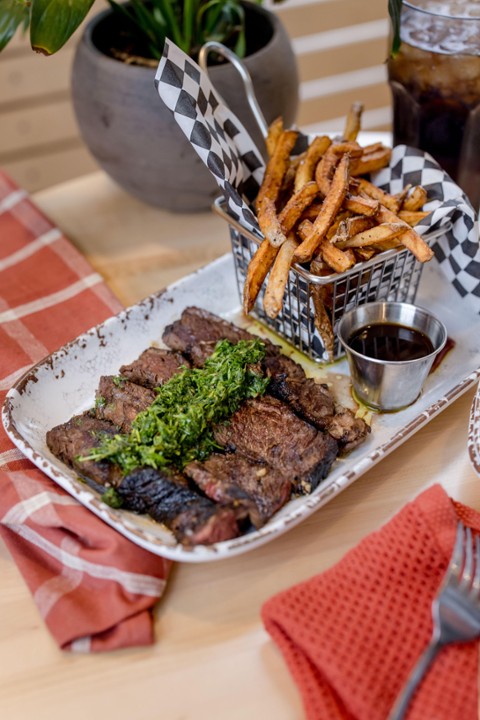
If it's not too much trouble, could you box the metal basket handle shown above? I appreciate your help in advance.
[198,41,269,140]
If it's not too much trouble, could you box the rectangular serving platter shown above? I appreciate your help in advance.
[3,253,480,562]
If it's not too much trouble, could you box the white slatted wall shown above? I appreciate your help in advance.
[0,0,391,193]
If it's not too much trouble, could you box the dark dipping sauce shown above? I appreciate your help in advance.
[348,322,435,362]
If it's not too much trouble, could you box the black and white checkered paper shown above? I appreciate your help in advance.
[372,145,479,310]
[155,39,264,236]
[156,41,480,313]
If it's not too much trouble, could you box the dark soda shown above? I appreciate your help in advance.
[387,2,480,210]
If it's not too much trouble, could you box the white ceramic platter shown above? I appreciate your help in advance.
[468,382,480,475]
[3,254,480,562]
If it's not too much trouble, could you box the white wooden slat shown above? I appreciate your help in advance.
[275,0,389,39]
[298,37,387,85]
[0,99,78,155]
[303,105,392,135]
[267,0,344,9]
[300,65,387,102]
[0,49,75,105]
[2,144,98,192]
[292,19,389,55]
[298,81,391,128]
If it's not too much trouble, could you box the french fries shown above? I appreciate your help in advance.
[342,102,364,142]
[279,181,319,233]
[266,117,283,157]
[258,196,287,248]
[243,238,279,314]
[298,219,355,273]
[294,153,351,264]
[263,234,298,318]
[398,210,430,225]
[310,257,336,360]
[355,178,401,213]
[243,104,434,356]
[294,135,332,192]
[375,205,434,262]
[256,129,298,213]
[402,185,428,211]
[334,222,405,249]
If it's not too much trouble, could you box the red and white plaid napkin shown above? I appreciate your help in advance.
[0,170,171,652]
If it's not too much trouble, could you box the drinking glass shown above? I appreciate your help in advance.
[387,0,480,209]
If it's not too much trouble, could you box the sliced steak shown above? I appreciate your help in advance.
[119,347,188,389]
[117,467,241,546]
[162,307,327,418]
[262,347,307,383]
[46,413,123,488]
[214,395,339,495]
[268,374,335,429]
[95,375,155,432]
[326,408,371,453]
[162,306,255,366]
[185,452,291,528]
[263,348,369,451]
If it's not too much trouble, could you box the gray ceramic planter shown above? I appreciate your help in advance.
[71,2,299,212]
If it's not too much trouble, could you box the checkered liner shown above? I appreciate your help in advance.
[155,41,480,314]
[155,39,264,236]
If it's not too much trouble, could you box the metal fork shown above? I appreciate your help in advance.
[388,520,480,720]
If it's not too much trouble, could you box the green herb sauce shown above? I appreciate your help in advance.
[81,339,269,475]
[101,487,123,508]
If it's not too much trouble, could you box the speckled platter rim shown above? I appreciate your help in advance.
[3,253,480,562]
[468,382,480,475]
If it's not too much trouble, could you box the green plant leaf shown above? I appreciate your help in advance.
[182,0,195,52]
[30,0,95,54]
[388,0,403,57]
[154,0,184,50]
[130,0,165,46]
[198,0,223,36]
[0,0,30,51]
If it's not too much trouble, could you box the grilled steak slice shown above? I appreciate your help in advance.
[185,453,292,528]
[117,467,241,546]
[95,375,155,432]
[264,349,330,423]
[162,306,254,366]
[325,409,371,453]
[268,373,335,429]
[119,347,188,389]
[214,396,338,495]
[262,348,370,450]
[46,413,123,488]
[262,347,307,383]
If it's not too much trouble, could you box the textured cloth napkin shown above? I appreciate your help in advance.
[262,484,479,720]
[0,170,171,652]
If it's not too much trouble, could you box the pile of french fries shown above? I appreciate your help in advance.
[243,103,433,359]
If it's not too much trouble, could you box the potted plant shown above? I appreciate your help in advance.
[0,0,299,211]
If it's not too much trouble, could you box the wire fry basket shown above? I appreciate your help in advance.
[214,197,447,363]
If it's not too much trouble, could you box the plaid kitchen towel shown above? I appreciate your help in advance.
[262,484,479,720]
[0,170,171,652]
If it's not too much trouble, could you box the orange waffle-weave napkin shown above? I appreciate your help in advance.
[0,170,171,652]
[262,484,479,720]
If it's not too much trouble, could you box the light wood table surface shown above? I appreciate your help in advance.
[1,171,479,720]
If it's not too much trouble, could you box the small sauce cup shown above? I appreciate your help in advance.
[337,301,447,412]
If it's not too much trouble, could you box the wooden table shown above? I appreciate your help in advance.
[1,171,479,720]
